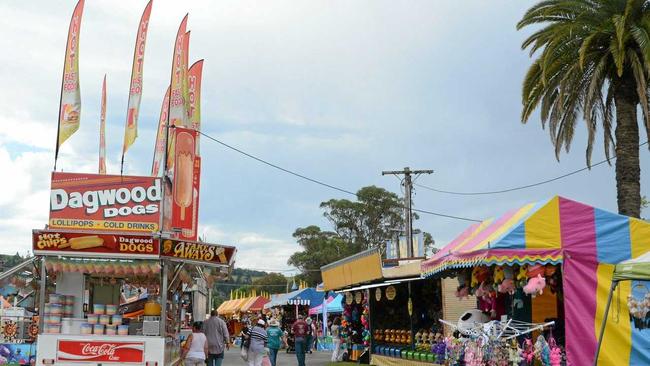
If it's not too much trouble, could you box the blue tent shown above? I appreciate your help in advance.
[287,288,324,307]
[310,294,343,315]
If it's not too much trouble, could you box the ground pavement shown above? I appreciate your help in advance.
[223,347,333,366]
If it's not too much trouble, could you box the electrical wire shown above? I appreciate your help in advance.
[416,141,649,196]
[198,131,480,222]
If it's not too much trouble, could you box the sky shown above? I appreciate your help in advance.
[0,1,648,272]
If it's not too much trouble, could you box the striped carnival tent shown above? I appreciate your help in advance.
[240,296,270,313]
[421,196,650,366]
[288,288,323,306]
[263,288,324,309]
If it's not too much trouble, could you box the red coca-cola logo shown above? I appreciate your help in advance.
[81,343,118,359]
[58,340,144,363]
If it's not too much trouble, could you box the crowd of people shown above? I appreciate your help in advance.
[181,310,338,366]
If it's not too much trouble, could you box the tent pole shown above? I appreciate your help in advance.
[594,280,618,366]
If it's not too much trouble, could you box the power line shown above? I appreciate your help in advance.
[416,141,649,196]
[198,131,480,222]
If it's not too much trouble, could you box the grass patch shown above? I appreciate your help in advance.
[326,363,358,366]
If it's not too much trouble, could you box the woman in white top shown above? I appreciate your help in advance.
[330,317,342,362]
[183,322,208,366]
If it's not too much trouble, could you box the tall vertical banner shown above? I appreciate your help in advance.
[151,86,170,177]
[188,60,204,155]
[122,0,153,163]
[99,75,107,174]
[172,128,196,233]
[55,0,85,162]
[166,15,188,173]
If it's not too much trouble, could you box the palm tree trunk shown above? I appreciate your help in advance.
[613,73,641,218]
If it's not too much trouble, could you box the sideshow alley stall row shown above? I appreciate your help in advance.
[321,196,650,366]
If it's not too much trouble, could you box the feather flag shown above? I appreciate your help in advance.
[99,75,107,174]
[55,0,85,167]
[166,15,188,172]
[151,86,170,177]
[188,60,204,154]
[121,0,153,172]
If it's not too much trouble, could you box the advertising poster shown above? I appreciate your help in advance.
[0,343,36,366]
[33,230,159,257]
[171,128,196,232]
[166,15,188,172]
[49,172,161,233]
[57,0,84,150]
[161,239,235,266]
[57,340,144,363]
[98,75,107,174]
[122,0,153,155]
[151,86,170,177]
[180,156,200,241]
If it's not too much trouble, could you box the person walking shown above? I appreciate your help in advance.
[247,319,268,366]
[204,310,230,366]
[330,317,342,362]
[292,315,309,366]
[182,322,208,366]
[305,317,316,354]
[266,319,285,366]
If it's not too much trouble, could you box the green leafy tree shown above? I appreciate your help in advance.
[288,226,356,285]
[320,186,407,253]
[252,273,288,294]
[518,0,650,218]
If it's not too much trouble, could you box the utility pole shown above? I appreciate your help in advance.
[382,167,433,258]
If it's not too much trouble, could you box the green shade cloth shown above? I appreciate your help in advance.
[614,251,650,281]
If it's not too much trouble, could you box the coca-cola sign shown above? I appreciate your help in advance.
[57,340,145,363]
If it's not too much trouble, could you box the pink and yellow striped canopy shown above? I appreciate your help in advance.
[421,196,650,277]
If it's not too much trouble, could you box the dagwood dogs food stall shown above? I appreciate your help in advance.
[33,229,235,366]
[32,170,235,366]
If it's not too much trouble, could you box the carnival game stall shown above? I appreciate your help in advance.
[420,196,650,366]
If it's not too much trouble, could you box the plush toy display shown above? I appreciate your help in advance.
[493,266,505,283]
[498,278,516,294]
[523,274,546,297]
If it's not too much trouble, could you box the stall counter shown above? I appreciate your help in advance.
[36,334,171,366]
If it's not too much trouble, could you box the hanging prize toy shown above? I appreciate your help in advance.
[522,338,534,365]
[548,333,562,366]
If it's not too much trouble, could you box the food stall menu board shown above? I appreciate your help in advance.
[49,172,161,233]
[33,229,159,257]
[57,340,144,364]
[161,238,236,266]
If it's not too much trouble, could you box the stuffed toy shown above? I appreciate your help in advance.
[493,266,505,284]
[548,335,562,366]
[527,264,545,278]
[516,265,528,287]
[457,270,470,298]
[456,285,470,299]
[498,278,516,295]
[523,274,546,297]
[503,266,514,280]
[545,264,556,277]
[471,267,481,288]
[534,335,550,365]
[474,281,488,299]
[522,338,534,364]
[507,339,522,366]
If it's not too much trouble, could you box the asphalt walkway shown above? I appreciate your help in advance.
[223,347,333,366]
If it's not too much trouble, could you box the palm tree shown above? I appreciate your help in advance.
[518,0,650,218]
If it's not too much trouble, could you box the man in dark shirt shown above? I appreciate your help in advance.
[291,315,309,366]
